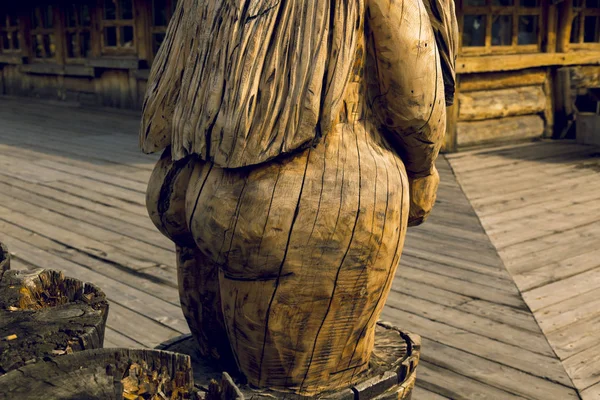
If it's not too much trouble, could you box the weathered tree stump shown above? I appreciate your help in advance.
[156,322,420,400]
[0,268,109,374]
[0,242,9,281]
[0,348,196,400]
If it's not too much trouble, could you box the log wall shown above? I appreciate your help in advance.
[454,69,550,148]
[0,64,147,109]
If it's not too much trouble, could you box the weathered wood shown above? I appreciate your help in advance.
[450,141,600,395]
[557,0,574,53]
[459,70,547,93]
[0,98,580,399]
[0,268,109,375]
[380,307,573,388]
[458,86,546,122]
[0,243,9,281]
[457,115,545,147]
[157,323,419,400]
[570,66,600,91]
[547,313,600,360]
[443,101,458,153]
[457,51,600,75]
[563,342,600,391]
[0,348,195,400]
[141,0,454,395]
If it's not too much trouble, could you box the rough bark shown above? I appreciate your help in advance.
[0,243,9,282]
[0,348,194,400]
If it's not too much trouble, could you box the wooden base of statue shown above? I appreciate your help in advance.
[0,266,109,375]
[0,348,196,400]
[156,322,420,400]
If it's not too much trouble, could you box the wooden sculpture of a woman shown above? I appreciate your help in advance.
[140,0,457,395]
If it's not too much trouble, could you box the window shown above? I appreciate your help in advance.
[461,0,543,54]
[151,0,177,56]
[101,0,135,53]
[571,0,600,47]
[65,3,92,61]
[0,10,21,54]
[31,6,57,60]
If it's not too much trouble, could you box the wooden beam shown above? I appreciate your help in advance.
[545,4,558,53]
[457,51,600,74]
[133,0,151,63]
[90,0,103,58]
[557,0,574,53]
[443,102,459,153]
[543,69,554,138]
[459,70,547,92]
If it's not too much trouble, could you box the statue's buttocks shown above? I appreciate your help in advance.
[148,118,408,392]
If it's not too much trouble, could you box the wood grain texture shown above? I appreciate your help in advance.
[457,115,544,147]
[459,69,547,93]
[0,348,194,400]
[141,0,452,395]
[157,323,420,400]
[457,86,546,122]
[449,141,600,397]
[0,269,109,375]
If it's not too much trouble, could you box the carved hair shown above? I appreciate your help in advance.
[141,0,364,168]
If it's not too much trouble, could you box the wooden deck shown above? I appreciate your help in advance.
[0,97,583,399]
[448,141,600,400]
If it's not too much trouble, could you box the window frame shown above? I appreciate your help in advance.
[30,5,61,63]
[64,3,93,64]
[460,0,544,55]
[0,9,22,54]
[100,0,136,55]
[570,1,600,49]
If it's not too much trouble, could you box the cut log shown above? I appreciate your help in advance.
[156,322,420,400]
[0,268,109,374]
[0,242,9,281]
[459,70,547,93]
[458,86,547,122]
[570,66,600,93]
[457,115,545,147]
[0,348,195,400]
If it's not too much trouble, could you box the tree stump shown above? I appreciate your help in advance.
[0,268,109,374]
[0,242,9,281]
[0,348,196,400]
[156,322,420,400]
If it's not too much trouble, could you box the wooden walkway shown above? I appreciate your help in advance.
[448,142,600,400]
[0,97,581,399]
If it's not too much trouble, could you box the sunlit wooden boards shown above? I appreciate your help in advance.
[448,140,600,398]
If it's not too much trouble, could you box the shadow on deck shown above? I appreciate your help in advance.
[0,97,583,399]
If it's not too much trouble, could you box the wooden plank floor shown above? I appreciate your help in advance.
[0,97,578,399]
[448,141,600,400]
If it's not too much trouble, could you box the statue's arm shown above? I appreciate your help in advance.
[366,0,457,226]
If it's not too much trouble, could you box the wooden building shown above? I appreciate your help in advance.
[0,1,598,151]
[0,0,176,109]
[448,0,600,150]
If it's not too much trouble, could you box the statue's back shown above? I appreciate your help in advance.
[141,0,363,168]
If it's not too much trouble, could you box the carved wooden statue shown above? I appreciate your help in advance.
[140,0,457,395]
